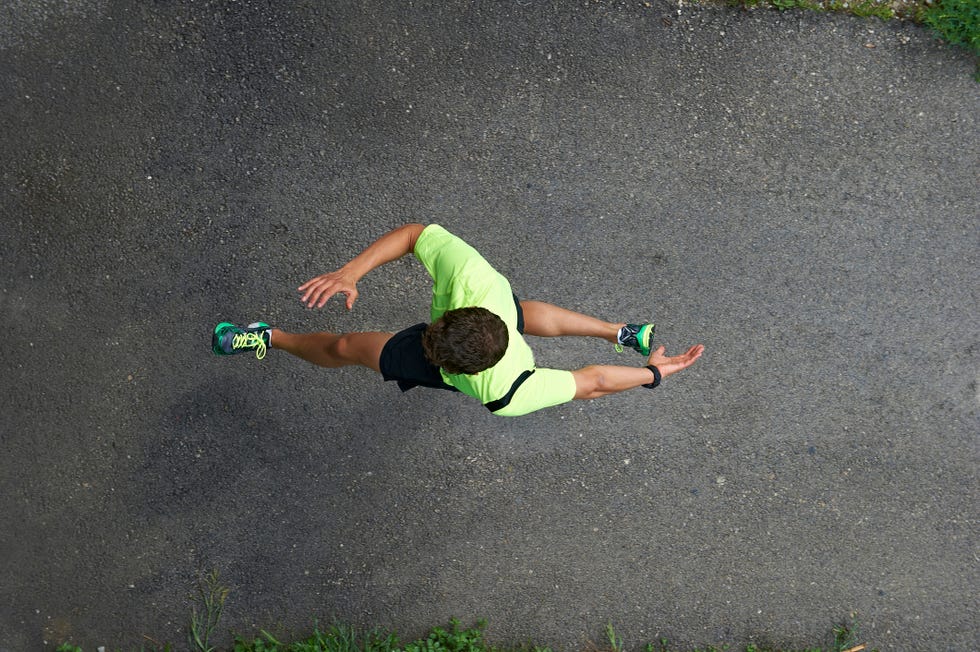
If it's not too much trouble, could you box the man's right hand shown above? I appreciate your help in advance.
[298,268,360,310]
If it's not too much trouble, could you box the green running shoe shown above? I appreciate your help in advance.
[212,322,271,359]
[615,323,655,356]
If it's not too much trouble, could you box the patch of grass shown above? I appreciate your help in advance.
[57,617,879,652]
[724,0,899,20]
[717,0,979,78]
[768,0,827,14]
[849,1,896,20]
[719,0,977,36]
[57,580,880,652]
[231,621,399,652]
[922,0,980,77]
[231,619,496,652]
[228,621,876,652]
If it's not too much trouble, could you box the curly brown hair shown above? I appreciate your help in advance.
[421,307,509,375]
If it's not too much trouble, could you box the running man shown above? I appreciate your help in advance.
[213,223,703,416]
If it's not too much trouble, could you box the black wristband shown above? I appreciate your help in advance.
[642,365,662,389]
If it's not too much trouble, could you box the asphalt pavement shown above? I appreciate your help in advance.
[1,1,978,650]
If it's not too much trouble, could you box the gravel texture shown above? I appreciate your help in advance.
[1,1,977,651]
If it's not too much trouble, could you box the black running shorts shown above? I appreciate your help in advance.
[379,295,525,392]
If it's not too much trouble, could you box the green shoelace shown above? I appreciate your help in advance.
[233,331,267,360]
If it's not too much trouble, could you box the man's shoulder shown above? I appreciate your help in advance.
[416,224,492,273]
[416,223,451,245]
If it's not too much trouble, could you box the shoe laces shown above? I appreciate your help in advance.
[232,331,267,359]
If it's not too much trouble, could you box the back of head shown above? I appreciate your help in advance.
[422,307,509,375]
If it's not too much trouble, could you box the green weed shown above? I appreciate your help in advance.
[922,0,980,78]
[924,0,980,53]
[605,623,624,652]
[189,570,230,652]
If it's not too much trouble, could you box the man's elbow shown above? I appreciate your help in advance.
[404,223,426,251]
[572,367,606,400]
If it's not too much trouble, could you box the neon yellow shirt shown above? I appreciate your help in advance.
[413,225,576,416]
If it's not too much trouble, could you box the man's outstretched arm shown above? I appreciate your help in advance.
[571,344,704,400]
[298,223,426,309]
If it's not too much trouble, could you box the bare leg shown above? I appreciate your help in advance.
[270,329,392,373]
[519,300,624,343]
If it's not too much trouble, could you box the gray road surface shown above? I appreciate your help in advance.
[1,1,978,650]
